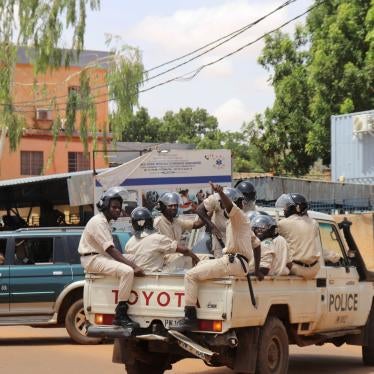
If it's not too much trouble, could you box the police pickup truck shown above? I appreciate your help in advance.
[84,210,374,374]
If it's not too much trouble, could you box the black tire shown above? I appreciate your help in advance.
[256,317,289,374]
[65,299,102,345]
[362,304,374,366]
[125,361,165,374]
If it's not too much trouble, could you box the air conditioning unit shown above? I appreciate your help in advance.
[36,108,52,121]
[353,114,374,134]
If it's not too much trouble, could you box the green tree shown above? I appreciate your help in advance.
[158,108,221,147]
[121,107,161,142]
[306,0,374,163]
[251,28,315,175]
[0,1,145,157]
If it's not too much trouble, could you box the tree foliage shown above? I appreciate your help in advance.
[306,0,374,162]
[254,0,374,172]
[0,0,145,156]
[122,107,266,173]
[249,27,315,176]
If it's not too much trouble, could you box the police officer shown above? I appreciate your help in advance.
[251,214,291,276]
[235,180,257,212]
[174,183,263,332]
[275,193,321,279]
[124,207,199,272]
[79,187,144,329]
[154,192,204,242]
[154,192,206,267]
[196,189,228,258]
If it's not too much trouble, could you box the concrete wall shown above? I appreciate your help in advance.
[333,213,374,270]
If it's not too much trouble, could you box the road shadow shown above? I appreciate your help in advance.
[186,354,373,374]
[288,354,373,374]
[0,336,113,346]
[0,336,73,346]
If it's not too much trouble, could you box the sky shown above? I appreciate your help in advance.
[80,0,313,132]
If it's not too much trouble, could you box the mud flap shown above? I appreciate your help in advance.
[168,330,218,364]
[233,327,260,373]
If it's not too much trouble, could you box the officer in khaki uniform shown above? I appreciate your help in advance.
[251,214,291,276]
[197,181,258,258]
[154,192,204,243]
[154,192,206,268]
[196,192,227,258]
[275,193,321,279]
[173,183,263,332]
[124,207,199,272]
[79,187,144,329]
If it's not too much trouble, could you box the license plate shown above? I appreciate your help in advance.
[163,319,180,328]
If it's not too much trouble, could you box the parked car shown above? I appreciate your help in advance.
[0,226,131,344]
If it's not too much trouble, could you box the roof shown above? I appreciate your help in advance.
[17,47,112,68]
[0,168,106,187]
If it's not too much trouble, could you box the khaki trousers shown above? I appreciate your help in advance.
[290,262,320,279]
[162,253,212,272]
[81,254,134,302]
[184,255,247,306]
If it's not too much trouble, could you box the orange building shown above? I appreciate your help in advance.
[0,47,111,181]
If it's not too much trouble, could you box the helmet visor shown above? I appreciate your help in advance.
[275,194,294,209]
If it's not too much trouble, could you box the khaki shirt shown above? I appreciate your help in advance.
[78,212,114,255]
[203,194,227,249]
[260,236,290,276]
[154,214,194,243]
[125,232,178,272]
[278,214,320,264]
[223,203,261,261]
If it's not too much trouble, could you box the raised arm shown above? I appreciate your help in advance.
[210,182,233,213]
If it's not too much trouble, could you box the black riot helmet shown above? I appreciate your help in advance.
[96,187,125,212]
[131,207,154,236]
[221,187,245,205]
[157,192,181,216]
[145,190,159,210]
[251,214,277,240]
[235,180,256,202]
[275,193,308,217]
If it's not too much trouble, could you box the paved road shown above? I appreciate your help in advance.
[0,326,372,374]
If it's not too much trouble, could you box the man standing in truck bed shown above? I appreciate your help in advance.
[79,187,144,329]
[174,183,263,332]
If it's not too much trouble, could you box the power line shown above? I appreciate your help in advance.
[5,0,297,109]
[9,0,323,113]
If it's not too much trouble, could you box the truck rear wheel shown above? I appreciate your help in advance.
[256,316,289,374]
[65,299,102,345]
[362,303,374,366]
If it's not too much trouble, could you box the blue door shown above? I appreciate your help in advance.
[0,238,9,313]
[9,236,73,314]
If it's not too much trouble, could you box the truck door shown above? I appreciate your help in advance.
[317,222,362,331]
[0,239,9,313]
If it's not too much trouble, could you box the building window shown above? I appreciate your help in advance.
[20,151,43,175]
[35,108,52,121]
[68,152,90,172]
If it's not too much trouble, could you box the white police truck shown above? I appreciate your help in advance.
[84,210,374,374]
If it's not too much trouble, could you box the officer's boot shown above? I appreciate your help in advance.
[112,301,140,329]
[172,306,198,332]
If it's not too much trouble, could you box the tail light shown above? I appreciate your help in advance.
[94,314,114,325]
[198,319,222,332]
